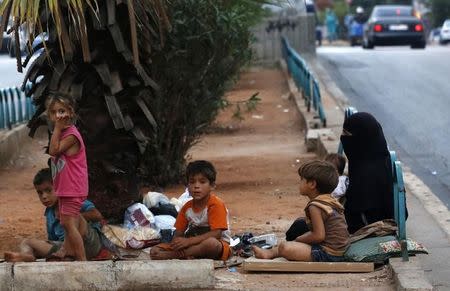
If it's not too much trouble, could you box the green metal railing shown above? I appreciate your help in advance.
[0,85,35,130]
[281,36,326,127]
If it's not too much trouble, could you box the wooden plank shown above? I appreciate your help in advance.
[243,257,374,273]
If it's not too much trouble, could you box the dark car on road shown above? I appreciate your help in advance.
[363,5,426,49]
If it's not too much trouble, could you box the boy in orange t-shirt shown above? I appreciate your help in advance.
[150,160,231,260]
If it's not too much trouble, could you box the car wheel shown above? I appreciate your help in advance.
[366,39,374,49]
[362,37,372,49]
[411,41,426,49]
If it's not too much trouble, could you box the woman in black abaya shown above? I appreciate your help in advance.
[340,112,404,234]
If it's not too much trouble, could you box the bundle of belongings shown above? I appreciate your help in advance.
[344,219,428,263]
[232,233,278,257]
[102,190,192,252]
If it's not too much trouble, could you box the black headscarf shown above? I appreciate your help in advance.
[340,112,395,233]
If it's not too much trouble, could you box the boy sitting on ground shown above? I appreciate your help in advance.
[253,160,350,262]
[150,160,231,260]
[4,168,104,262]
[285,154,349,241]
[324,153,348,203]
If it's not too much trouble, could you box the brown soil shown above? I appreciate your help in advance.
[0,68,394,289]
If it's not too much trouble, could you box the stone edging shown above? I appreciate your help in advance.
[0,260,214,291]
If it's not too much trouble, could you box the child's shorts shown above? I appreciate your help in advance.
[58,196,86,216]
[310,245,345,262]
[46,226,102,260]
[155,239,231,261]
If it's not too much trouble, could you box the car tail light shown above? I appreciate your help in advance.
[414,24,423,32]
[374,24,383,32]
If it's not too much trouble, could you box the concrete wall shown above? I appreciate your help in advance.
[251,14,316,63]
[0,124,31,168]
[0,124,48,168]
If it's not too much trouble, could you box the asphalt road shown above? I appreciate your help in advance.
[317,45,450,209]
[0,53,29,88]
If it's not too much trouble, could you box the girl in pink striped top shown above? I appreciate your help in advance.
[46,94,88,261]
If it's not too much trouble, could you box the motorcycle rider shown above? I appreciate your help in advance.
[354,7,367,24]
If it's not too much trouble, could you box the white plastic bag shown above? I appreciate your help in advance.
[124,203,155,229]
[142,192,170,208]
[169,197,182,212]
[178,188,193,205]
[154,215,176,230]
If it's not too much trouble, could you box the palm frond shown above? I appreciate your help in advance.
[0,0,100,62]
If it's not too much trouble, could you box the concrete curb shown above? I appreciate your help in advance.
[0,260,215,290]
[280,57,434,291]
[390,257,433,291]
[0,124,32,168]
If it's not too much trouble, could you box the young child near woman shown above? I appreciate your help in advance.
[324,153,348,202]
[46,93,89,261]
[253,160,349,262]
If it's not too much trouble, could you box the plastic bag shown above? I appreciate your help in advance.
[169,197,183,212]
[124,203,155,229]
[178,188,193,205]
[102,224,160,249]
[154,215,176,230]
[142,192,170,209]
[149,203,178,218]
[248,233,278,248]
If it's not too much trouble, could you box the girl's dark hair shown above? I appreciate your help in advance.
[185,160,216,184]
[324,153,346,175]
[298,160,338,194]
[33,168,52,185]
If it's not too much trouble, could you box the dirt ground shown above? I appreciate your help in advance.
[0,68,394,290]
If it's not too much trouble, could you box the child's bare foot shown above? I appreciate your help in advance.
[4,251,35,262]
[51,247,67,259]
[252,246,277,259]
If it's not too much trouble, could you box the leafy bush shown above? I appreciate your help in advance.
[140,0,266,186]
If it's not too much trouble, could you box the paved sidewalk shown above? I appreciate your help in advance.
[304,55,450,291]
